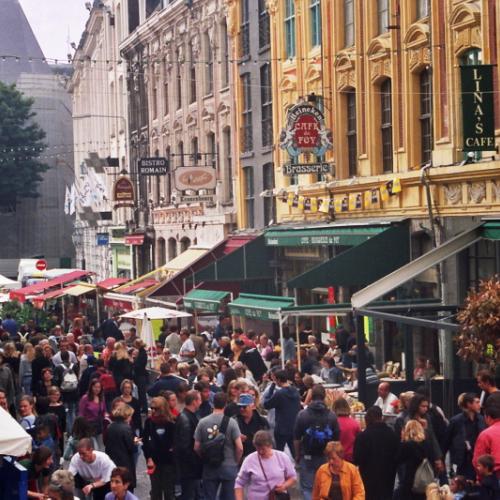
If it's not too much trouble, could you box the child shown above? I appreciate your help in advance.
[449,475,467,500]
[476,455,500,500]
[33,423,57,465]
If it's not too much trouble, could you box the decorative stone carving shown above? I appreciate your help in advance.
[443,184,462,205]
[468,182,486,203]
[153,206,204,225]
[450,3,481,56]
[492,182,500,201]
[191,34,200,58]
[266,0,278,15]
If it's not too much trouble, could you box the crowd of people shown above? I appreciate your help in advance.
[0,312,499,500]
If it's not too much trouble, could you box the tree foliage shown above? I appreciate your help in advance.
[0,82,49,208]
[456,276,500,367]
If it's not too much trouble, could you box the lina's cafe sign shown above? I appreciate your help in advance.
[461,65,496,151]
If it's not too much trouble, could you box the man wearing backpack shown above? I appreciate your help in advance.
[194,392,243,500]
[54,350,79,430]
[294,384,340,500]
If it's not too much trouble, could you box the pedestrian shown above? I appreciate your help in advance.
[52,337,78,366]
[22,445,53,499]
[374,382,399,415]
[19,394,37,433]
[179,328,197,364]
[353,405,400,500]
[190,327,206,366]
[132,339,148,414]
[97,315,124,342]
[119,379,142,437]
[33,366,55,398]
[108,342,133,390]
[235,393,270,459]
[477,370,499,412]
[47,386,66,454]
[19,342,35,395]
[475,454,500,499]
[48,469,77,500]
[105,467,139,500]
[194,380,213,418]
[472,401,500,478]
[148,362,183,397]
[54,350,79,431]
[68,438,116,500]
[143,396,176,500]
[104,404,137,492]
[79,379,106,446]
[312,441,365,500]
[164,326,182,355]
[194,392,243,500]
[31,345,52,396]
[263,369,302,453]
[320,357,344,384]
[332,397,361,462]
[443,392,485,479]
[235,430,297,499]
[2,313,18,339]
[294,384,340,500]
[174,390,203,499]
[394,420,434,500]
[63,416,98,463]
[225,379,249,418]
[0,350,16,410]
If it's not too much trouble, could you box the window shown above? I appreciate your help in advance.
[344,0,354,47]
[221,20,229,87]
[346,90,357,177]
[419,70,432,165]
[378,0,389,35]
[467,240,500,291]
[260,64,273,148]
[240,0,250,58]
[128,0,139,33]
[146,0,161,18]
[259,0,270,49]
[205,32,213,95]
[165,146,171,203]
[310,0,321,47]
[168,238,177,260]
[223,127,233,201]
[176,49,182,109]
[207,132,216,167]
[241,73,253,152]
[180,237,191,253]
[177,141,184,167]
[189,41,196,103]
[263,163,275,226]
[243,166,255,228]
[191,137,199,165]
[163,79,169,116]
[284,0,296,58]
[152,83,158,120]
[380,79,393,172]
[417,0,429,19]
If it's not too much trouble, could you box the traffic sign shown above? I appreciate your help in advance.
[35,259,47,271]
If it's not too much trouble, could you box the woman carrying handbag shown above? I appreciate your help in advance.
[235,430,296,500]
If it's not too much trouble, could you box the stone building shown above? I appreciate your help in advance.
[120,0,236,276]
[0,0,74,276]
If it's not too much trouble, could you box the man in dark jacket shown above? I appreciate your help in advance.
[236,393,269,458]
[443,392,485,479]
[263,369,301,453]
[147,362,183,397]
[174,390,203,500]
[132,340,148,413]
[353,406,400,500]
[96,315,124,341]
[293,384,340,500]
[239,344,268,382]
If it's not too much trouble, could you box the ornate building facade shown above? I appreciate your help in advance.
[120,0,236,276]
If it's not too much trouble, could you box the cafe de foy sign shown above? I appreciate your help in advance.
[113,176,135,208]
[461,65,496,151]
[279,102,333,158]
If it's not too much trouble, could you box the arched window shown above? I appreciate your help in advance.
[380,79,393,173]
[346,90,357,177]
[157,238,166,266]
[419,69,432,165]
[204,32,213,95]
[180,237,191,253]
[168,238,177,260]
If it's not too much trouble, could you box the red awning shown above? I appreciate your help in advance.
[125,234,145,245]
[118,279,158,294]
[10,270,92,302]
[31,288,67,306]
[103,297,134,311]
[222,235,256,254]
[96,278,129,290]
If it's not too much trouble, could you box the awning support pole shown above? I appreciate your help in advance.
[279,312,285,368]
[355,314,367,405]
[404,324,414,384]
[293,289,301,371]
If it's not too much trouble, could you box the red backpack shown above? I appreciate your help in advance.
[99,371,117,393]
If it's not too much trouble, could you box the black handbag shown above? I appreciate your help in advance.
[257,454,291,500]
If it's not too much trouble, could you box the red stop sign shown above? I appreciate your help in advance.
[35,259,47,271]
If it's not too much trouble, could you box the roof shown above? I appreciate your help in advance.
[0,0,52,84]
[96,277,129,290]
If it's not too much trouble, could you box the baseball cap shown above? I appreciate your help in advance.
[237,394,255,407]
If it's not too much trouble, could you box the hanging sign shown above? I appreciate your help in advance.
[461,65,496,151]
[138,157,169,175]
[113,176,135,207]
[174,167,217,191]
[279,101,333,158]
[282,162,332,176]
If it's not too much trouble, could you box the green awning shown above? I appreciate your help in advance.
[183,289,230,313]
[481,220,500,240]
[265,225,386,247]
[191,235,273,283]
[228,293,295,321]
[288,224,410,288]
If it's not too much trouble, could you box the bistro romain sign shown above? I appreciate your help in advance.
[279,101,333,158]
[138,157,169,175]
[461,65,496,151]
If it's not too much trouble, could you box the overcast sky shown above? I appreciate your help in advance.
[19,0,89,61]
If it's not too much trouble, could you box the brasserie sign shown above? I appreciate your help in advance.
[282,162,332,176]
[461,65,496,151]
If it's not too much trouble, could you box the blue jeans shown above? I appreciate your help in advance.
[300,456,326,500]
[180,478,203,500]
[203,465,237,500]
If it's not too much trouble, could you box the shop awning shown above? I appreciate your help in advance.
[65,283,97,297]
[151,236,257,297]
[288,223,410,288]
[183,289,231,313]
[228,293,295,321]
[96,278,129,290]
[264,221,392,247]
[10,270,91,302]
[118,279,159,295]
[102,292,141,311]
[351,221,500,309]
[31,287,68,305]
[190,235,273,284]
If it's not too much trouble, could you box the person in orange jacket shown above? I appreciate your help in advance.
[312,441,365,500]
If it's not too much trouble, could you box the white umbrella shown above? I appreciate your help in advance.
[120,306,192,320]
[0,406,32,456]
[140,315,156,368]
[0,274,21,290]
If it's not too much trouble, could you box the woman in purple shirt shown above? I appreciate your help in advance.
[78,379,106,441]
[235,430,296,499]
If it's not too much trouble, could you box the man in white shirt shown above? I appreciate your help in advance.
[374,382,399,415]
[165,326,182,355]
[179,329,196,363]
[68,438,116,500]
[51,337,78,366]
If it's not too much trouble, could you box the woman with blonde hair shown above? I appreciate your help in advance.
[332,397,361,462]
[225,379,249,417]
[312,441,365,499]
[19,342,35,395]
[109,342,133,389]
[394,420,434,500]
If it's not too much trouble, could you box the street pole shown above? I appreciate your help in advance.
[355,314,367,405]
